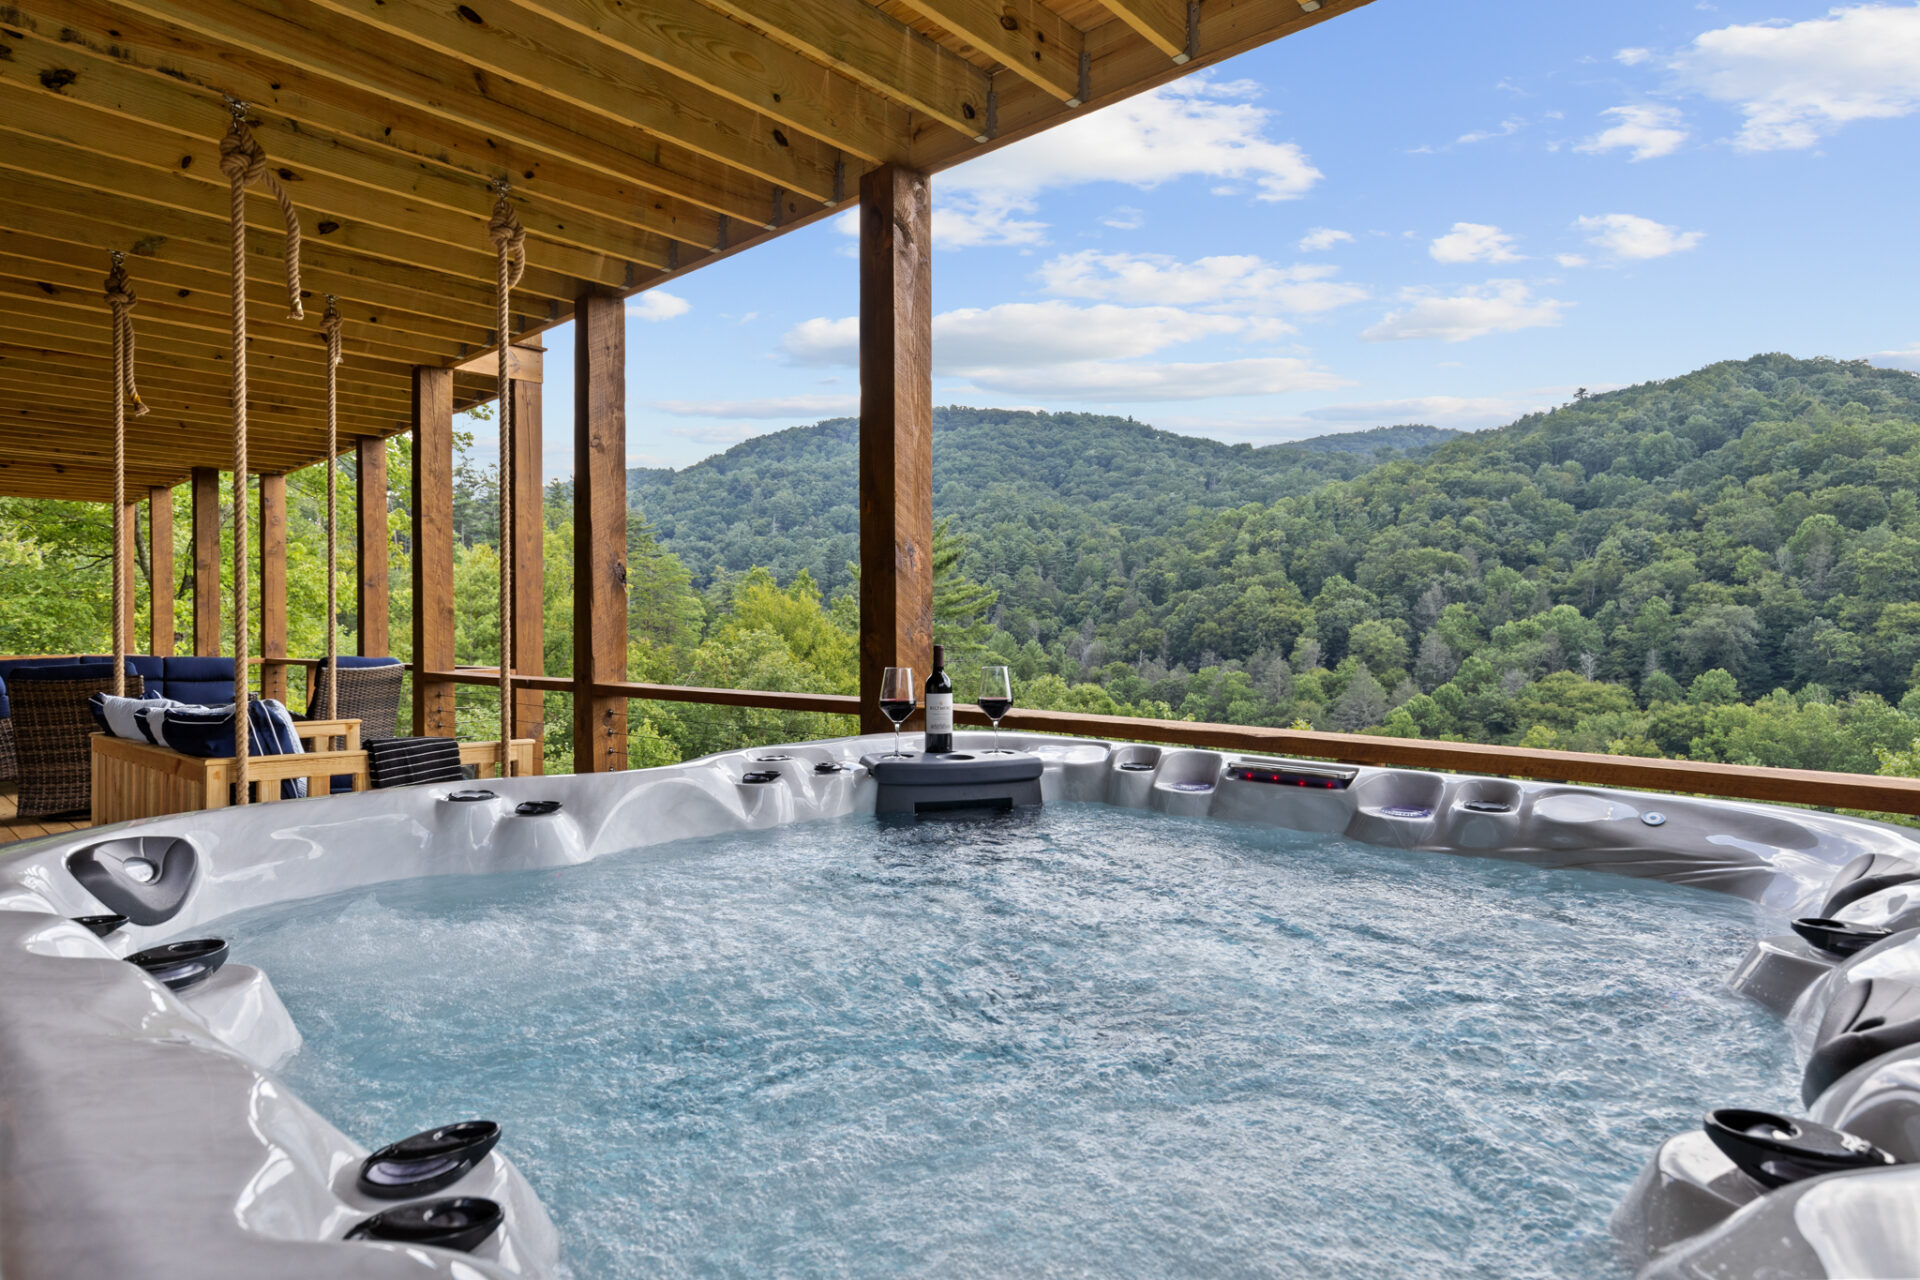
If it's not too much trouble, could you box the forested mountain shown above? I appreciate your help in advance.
[627,408,1455,597]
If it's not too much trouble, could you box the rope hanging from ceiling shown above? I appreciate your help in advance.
[104,251,147,700]
[488,185,527,776]
[321,297,343,722]
[219,101,306,804]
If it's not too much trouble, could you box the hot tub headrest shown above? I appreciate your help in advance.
[66,835,199,925]
[1805,976,1920,1104]
[1822,853,1920,917]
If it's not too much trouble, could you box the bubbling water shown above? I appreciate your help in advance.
[219,805,1799,1279]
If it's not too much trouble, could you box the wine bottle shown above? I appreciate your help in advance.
[924,644,954,754]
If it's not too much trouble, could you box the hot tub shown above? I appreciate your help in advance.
[2,733,1917,1279]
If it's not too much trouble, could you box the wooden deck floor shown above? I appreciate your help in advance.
[0,785,91,847]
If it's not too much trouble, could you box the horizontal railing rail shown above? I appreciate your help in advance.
[426,669,1920,817]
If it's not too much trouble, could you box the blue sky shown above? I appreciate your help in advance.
[511,0,1920,476]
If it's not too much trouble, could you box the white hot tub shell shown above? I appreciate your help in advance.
[2,731,1918,1279]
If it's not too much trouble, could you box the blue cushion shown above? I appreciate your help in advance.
[154,656,237,706]
[145,699,307,799]
[89,692,173,739]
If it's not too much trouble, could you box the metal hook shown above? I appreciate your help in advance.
[110,249,126,268]
[222,94,251,121]
[488,175,513,198]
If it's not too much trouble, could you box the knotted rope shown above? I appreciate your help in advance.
[322,297,343,722]
[105,252,146,698]
[490,188,526,776]
[220,103,306,803]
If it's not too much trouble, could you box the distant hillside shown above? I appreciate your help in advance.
[1288,424,1461,455]
[628,408,1430,595]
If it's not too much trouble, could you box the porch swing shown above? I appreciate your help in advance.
[87,105,533,826]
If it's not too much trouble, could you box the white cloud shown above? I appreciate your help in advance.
[1576,212,1705,259]
[1616,47,1654,65]
[627,290,690,322]
[1456,117,1525,145]
[1298,227,1354,252]
[1035,250,1368,314]
[1429,222,1524,264]
[935,76,1323,247]
[1870,342,1920,373]
[1302,395,1531,428]
[1556,253,1590,268]
[778,298,1349,403]
[1576,104,1690,160]
[1674,3,1920,150]
[1103,206,1145,230]
[653,394,858,419]
[1361,280,1569,343]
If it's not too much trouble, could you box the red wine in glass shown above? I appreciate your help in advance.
[978,666,1013,753]
[879,699,916,723]
[878,667,915,758]
[977,698,1011,720]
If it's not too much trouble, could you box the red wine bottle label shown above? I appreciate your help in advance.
[925,693,953,735]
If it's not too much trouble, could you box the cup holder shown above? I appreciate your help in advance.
[1702,1108,1896,1188]
[513,800,562,816]
[1378,804,1434,820]
[1792,917,1894,958]
[813,761,850,775]
[1460,800,1513,814]
[445,790,496,803]
[358,1120,501,1200]
[741,770,781,784]
[127,938,228,992]
[72,914,127,937]
[754,753,793,762]
[1117,761,1155,772]
[346,1197,503,1252]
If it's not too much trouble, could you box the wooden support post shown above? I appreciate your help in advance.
[355,436,391,658]
[411,367,457,737]
[117,499,137,660]
[573,296,627,773]
[857,164,935,733]
[259,473,288,704]
[148,485,174,657]
[510,350,546,771]
[190,466,221,657]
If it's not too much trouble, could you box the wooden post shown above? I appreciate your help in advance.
[355,436,390,658]
[259,473,288,704]
[148,485,174,657]
[411,367,457,737]
[510,348,546,771]
[573,295,627,772]
[857,164,935,733]
[190,466,221,657]
[117,499,137,659]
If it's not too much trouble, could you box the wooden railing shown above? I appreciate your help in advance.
[419,668,1920,818]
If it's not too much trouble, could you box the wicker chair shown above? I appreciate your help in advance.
[305,660,404,749]
[0,719,15,783]
[13,666,143,818]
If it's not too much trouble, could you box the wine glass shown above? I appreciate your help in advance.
[977,666,1013,753]
[878,667,915,758]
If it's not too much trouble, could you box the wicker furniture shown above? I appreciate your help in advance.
[306,659,404,745]
[13,666,143,818]
[90,718,367,825]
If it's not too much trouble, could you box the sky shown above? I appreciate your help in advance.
[506,0,1920,477]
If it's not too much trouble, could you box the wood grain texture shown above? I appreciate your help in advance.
[355,436,390,658]
[857,165,934,733]
[190,467,221,657]
[572,294,628,772]
[410,366,457,737]
[511,362,546,770]
[147,485,175,657]
[258,473,289,703]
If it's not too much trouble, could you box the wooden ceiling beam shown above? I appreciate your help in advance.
[1089,0,1190,63]
[699,0,990,141]
[501,0,910,159]
[0,455,193,500]
[3,399,405,454]
[0,85,633,295]
[118,0,839,206]
[0,417,371,471]
[0,36,677,276]
[891,0,1087,105]
[0,274,464,372]
[0,369,404,436]
[303,0,858,189]
[0,174,553,330]
[2,341,414,417]
[27,0,728,252]
[0,130,587,317]
[0,245,496,357]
